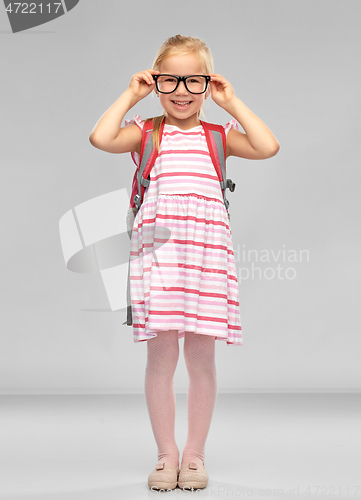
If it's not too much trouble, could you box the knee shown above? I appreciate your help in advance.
[184,335,216,379]
[147,331,180,375]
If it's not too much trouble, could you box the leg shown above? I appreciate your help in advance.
[181,331,217,470]
[144,329,180,468]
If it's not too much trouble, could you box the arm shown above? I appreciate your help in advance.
[88,69,160,155]
[208,73,280,160]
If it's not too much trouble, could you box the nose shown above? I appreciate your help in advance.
[175,79,188,94]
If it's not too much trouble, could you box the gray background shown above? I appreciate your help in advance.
[1,0,360,394]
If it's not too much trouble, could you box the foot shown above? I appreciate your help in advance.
[178,461,208,490]
[148,462,179,490]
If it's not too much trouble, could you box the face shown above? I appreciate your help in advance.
[156,53,210,129]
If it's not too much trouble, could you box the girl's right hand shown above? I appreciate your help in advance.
[127,69,160,101]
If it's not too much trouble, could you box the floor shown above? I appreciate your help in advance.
[0,393,360,499]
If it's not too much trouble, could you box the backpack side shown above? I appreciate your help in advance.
[124,119,164,325]
[126,120,162,238]
[200,121,236,219]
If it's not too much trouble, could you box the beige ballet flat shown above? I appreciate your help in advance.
[148,462,179,490]
[178,461,209,489]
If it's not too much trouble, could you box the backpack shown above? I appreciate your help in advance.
[122,119,236,326]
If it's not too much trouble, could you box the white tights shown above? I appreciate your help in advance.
[144,330,217,470]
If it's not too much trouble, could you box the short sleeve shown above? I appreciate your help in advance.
[223,118,240,138]
[124,113,144,131]
[124,114,144,166]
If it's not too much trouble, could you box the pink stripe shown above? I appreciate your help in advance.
[152,171,219,182]
[133,285,227,298]
[163,130,205,137]
[147,309,228,323]
[139,294,240,308]
[143,193,225,205]
[149,261,228,273]
[159,149,210,157]
[131,284,240,295]
[150,212,228,226]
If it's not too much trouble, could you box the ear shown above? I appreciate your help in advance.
[204,86,211,99]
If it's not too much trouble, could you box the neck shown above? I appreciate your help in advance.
[164,113,202,130]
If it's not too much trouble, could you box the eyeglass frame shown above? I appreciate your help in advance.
[153,74,211,95]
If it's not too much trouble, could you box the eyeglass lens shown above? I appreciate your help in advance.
[156,75,207,94]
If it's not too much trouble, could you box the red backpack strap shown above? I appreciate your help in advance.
[130,118,165,211]
[200,120,235,218]
[200,121,226,183]
[139,120,154,163]
[129,121,152,210]
[142,118,165,181]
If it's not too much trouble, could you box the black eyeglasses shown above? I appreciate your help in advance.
[153,74,210,94]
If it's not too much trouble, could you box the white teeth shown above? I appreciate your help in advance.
[173,101,191,106]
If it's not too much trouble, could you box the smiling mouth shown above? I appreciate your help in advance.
[172,100,192,106]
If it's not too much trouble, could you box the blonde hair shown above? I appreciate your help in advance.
[145,35,214,150]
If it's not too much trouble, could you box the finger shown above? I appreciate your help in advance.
[141,72,154,85]
[210,80,222,91]
[208,73,227,83]
[144,69,160,84]
[144,69,160,79]
[137,71,156,86]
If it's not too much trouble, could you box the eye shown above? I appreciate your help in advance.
[165,77,177,82]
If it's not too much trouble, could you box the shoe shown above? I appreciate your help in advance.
[148,462,179,490]
[178,461,209,489]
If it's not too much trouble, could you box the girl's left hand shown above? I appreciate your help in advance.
[208,73,236,109]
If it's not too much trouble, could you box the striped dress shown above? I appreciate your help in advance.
[125,114,243,346]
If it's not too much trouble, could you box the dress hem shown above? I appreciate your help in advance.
[132,330,243,346]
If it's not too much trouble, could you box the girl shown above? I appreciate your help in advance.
[89,35,279,491]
